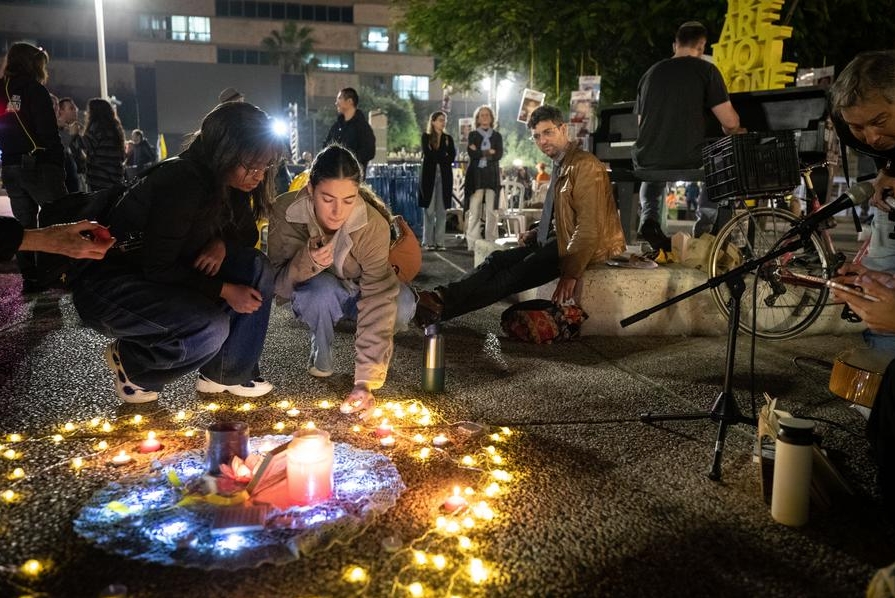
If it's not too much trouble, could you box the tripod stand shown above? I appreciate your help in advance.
[620,231,810,481]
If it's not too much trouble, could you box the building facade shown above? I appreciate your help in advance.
[0,0,438,153]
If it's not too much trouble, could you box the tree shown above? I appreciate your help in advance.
[395,0,895,108]
[262,22,320,114]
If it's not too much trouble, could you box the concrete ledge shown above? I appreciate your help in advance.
[474,240,866,337]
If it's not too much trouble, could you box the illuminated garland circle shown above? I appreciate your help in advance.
[74,435,405,569]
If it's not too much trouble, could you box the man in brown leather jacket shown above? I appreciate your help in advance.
[415,104,626,325]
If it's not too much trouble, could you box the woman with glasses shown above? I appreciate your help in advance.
[463,105,502,250]
[71,102,284,404]
[0,42,67,293]
[267,145,416,416]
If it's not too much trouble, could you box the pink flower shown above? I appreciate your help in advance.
[219,454,260,484]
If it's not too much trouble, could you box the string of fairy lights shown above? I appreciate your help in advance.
[0,397,518,597]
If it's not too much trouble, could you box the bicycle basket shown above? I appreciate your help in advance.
[702,131,799,202]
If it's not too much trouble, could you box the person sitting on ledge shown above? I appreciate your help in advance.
[414,104,626,326]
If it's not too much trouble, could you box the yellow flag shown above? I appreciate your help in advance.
[158,133,168,160]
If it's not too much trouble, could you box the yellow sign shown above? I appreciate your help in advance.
[712,0,797,92]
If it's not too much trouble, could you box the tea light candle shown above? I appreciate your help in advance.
[111,450,132,466]
[375,420,394,438]
[432,434,449,447]
[379,435,396,448]
[139,431,162,453]
[286,429,334,506]
[443,486,467,513]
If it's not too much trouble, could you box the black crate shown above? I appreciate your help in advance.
[702,131,799,202]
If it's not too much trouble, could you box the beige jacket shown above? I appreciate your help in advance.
[267,186,399,389]
[554,143,627,278]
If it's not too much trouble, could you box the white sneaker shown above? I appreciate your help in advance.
[104,342,159,404]
[308,366,333,378]
[196,374,273,397]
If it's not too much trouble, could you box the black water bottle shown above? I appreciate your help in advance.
[422,323,445,392]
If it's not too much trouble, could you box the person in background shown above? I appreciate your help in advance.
[323,87,376,176]
[414,105,625,326]
[83,98,126,191]
[55,97,81,193]
[463,105,503,250]
[0,42,67,293]
[267,145,416,416]
[125,128,157,176]
[418,110,457,251]
[70,102,284,404]
[632,21,743,246]
[684,181,700,214]
[218,87,245,104]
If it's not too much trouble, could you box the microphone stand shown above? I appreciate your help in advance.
[620,230,810,480]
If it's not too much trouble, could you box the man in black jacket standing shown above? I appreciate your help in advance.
[323,87,376,176]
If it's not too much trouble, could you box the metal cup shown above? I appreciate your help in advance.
[205,421,249,475]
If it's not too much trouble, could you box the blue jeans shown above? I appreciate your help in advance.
[438,238,560,321]
[73,247,274,390]
[2,161,67,283]
[290,271,416,373]
[639,180,722,237]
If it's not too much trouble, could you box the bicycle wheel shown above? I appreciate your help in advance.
[708,207,831,341]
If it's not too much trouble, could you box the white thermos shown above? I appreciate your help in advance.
[771,417,815,527]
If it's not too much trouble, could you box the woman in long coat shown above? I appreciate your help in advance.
[418,111,456,250]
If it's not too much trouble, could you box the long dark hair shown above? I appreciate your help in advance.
[85,98,126,151]
[426,111,446,150]
[2,42,49,84]
[185,102,285,220]
[309,145,392,222]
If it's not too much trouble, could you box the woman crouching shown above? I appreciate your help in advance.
[268,145,416,415]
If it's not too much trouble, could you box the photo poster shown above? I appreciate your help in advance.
[458,117,474,145]
[569,90,594,151]
[517,88,546,124]
[578,75,602,103]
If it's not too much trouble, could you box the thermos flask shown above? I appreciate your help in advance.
[422,323,444,392]
[770,417,815,527]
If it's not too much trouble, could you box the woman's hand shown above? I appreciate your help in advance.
[308,236,334,269]
[220,282,263,313]
[340,383,374,415]
[468,144,477,151]
[194,238,226,276]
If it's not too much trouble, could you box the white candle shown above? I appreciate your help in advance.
[432,434,449,447]
[286,429,334,506]
[139,431,161,453]
[443,486,468,513]
[379,435,396,448]
[111,450,132,466]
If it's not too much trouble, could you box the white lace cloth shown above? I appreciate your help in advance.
[74,435,405,569]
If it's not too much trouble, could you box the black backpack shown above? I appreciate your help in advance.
[34,160,173,286]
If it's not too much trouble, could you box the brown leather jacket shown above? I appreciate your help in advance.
[554,142,626,278]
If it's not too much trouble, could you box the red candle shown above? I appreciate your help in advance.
[443,487,467,513]
[139,431,162,453]
[375,420,394,438]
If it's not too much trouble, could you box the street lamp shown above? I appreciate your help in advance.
[94,0,108,99]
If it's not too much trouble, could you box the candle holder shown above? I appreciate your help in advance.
[286,429,334,506]
[205,421,249,476]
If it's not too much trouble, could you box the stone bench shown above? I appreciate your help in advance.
[474,240,865,337]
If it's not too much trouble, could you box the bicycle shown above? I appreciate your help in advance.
[707,161,859,340]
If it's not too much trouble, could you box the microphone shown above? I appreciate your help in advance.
[787,181,875,237]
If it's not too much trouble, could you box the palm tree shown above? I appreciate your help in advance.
[262,22,319,115]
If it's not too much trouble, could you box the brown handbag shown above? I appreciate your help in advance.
[389,215,421,283]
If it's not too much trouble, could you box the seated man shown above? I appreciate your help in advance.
[414,104,626,325]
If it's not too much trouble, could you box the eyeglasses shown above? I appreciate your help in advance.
[240,161,277,177]
[530,126,560,143]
